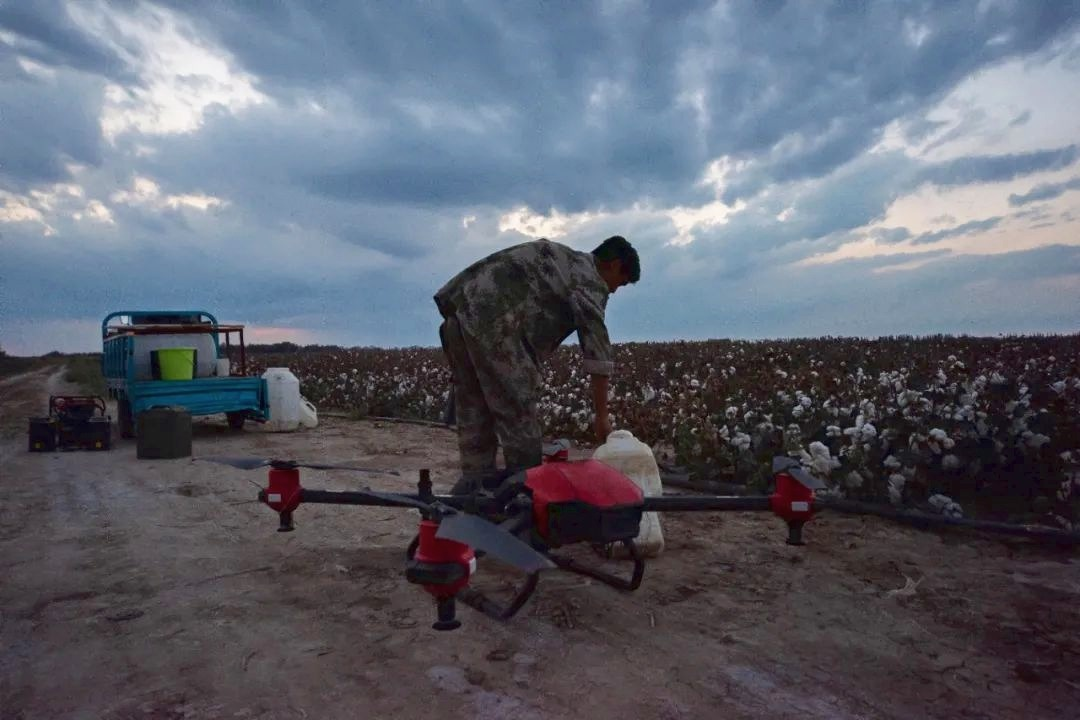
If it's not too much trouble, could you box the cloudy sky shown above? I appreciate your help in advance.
[2,0,1079,355]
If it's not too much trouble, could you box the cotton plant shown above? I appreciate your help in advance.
[928,494,964,519]
[248,335,1080,528]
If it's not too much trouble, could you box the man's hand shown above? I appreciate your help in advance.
[590,373,612,443]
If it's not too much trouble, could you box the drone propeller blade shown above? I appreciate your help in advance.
[436,513,554,574]
[197,456,400,476]
[772,456,827,491]
[198,456,272,470]
[293,461,401,476]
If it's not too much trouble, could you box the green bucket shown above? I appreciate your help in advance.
[151,348,197,381]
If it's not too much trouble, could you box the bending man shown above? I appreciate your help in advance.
[434,235,640,491]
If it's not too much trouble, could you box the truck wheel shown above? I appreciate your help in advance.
[226,412,246,430]
[118,394,134,439]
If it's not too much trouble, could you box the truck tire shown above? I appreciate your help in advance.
[118,394,134,439]
[226,411,246,430]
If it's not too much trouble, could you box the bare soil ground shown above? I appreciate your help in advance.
[2,366,1080,720]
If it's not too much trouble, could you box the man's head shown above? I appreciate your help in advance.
[592,235,640,293]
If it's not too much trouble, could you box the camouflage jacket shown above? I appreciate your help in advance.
[435,239,614,375]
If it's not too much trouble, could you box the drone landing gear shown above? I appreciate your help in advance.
[548,540,645,592]
[458,573,540,622]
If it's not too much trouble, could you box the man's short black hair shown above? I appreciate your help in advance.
[592,235,640,283]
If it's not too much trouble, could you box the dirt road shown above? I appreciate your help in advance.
[2,367,1079,719]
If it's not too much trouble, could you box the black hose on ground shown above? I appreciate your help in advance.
[659,471,1080,546]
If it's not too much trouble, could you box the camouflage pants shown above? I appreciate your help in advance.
[439,314,543,486]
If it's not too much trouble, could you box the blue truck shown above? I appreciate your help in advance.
[101,310,270,437]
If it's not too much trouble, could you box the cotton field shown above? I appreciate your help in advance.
[246,335,1080,529]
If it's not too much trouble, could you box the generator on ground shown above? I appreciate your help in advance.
[27,396,112,452]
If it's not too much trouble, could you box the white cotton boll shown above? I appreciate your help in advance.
[888,473,906,505]
[690,379,701,388]
[1057,480,1072,502]
[884,454,902,470]
[811,453,840,477]
[800,395,813,409]
[861,423,877,441]
[809,441,830,460]
[730,432,752,452]
[843,426,859,437]
[827,425,843,438]
[929,494,963,519]
[1026,433,1051,448]
[1051,380,1067,394]
[845,471,865,489]
[942,454,962,470]
[726,406,739,420]
[792,405,805,418]
[929,428,948,442]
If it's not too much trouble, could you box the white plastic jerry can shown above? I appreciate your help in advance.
[262,368,302,432]
[592,429,665,557]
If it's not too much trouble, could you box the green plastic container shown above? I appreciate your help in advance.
[151,348,197,381]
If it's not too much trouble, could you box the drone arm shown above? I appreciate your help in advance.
[299,489,430,508]
[640,496,772,512]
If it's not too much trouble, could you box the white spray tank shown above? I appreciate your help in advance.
[592,429,665,557]
[262,368,302,432]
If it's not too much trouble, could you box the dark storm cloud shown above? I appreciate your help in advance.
[158,0,1080,211]
[0,62,107,189]
[1009,110,1033,128]
[875,227,914,244]
[909,217,1003,245]
[1008,176,1080,206]
[0,0,133,81]
[921,145,1079,188]
[3,0,1080,354]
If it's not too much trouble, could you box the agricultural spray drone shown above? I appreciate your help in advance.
[199,449,825,631]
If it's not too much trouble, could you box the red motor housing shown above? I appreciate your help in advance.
[406,519,476,599]
[525,459,644,547]
[264,467,302,513]
[770,472,815,525]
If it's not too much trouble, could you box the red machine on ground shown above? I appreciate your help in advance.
[200,452,822,630]
[28,396,112,452]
